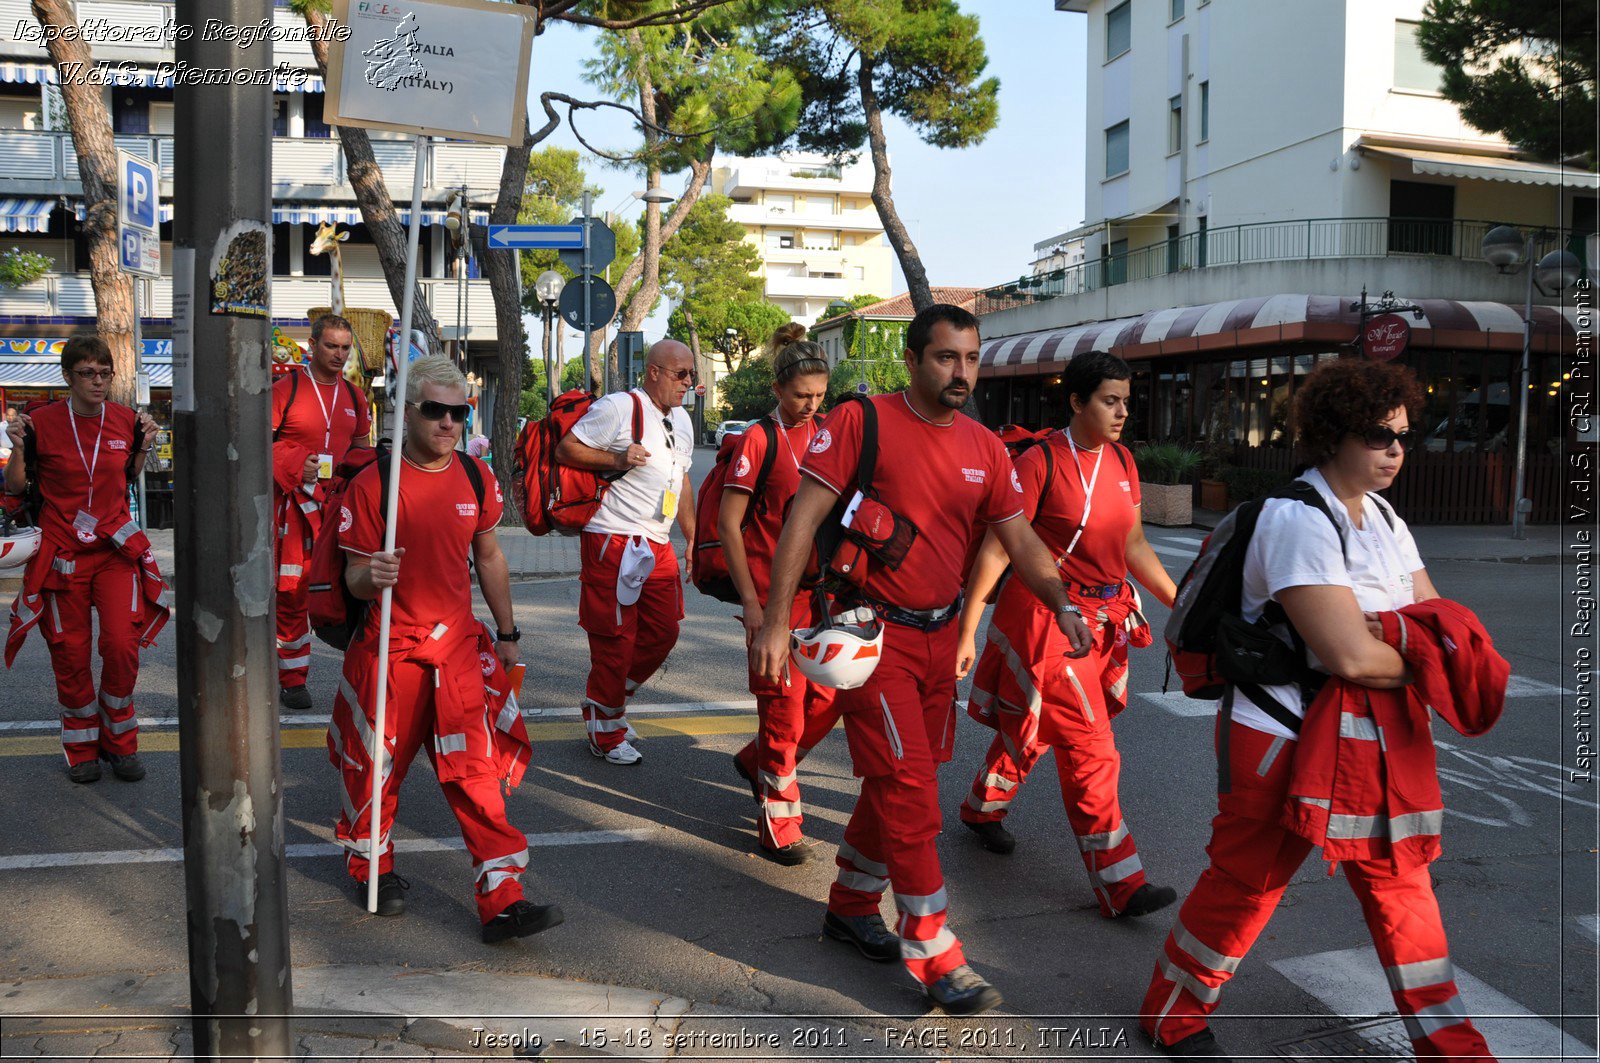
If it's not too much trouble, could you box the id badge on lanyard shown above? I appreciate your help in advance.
[1064,434,1105,556]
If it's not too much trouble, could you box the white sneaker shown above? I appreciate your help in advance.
[591,739,643,765]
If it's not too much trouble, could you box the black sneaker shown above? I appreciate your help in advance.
[1154,1028,1231,1059]
[962,818,1016,855]
[279,685,313,711]
[1118,883,1178,918]
[926,964,1003,1016]
[732,754,760,803]
[101,752,146,782]
[822,911,899,963]
[67,760,101,784]
[761,839,811,866]
[482,900,565,944]
[354,871,409,916]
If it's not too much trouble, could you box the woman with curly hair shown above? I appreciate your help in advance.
[1140,358,1497,1062]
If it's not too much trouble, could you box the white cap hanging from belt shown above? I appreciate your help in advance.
[790,594,884,690]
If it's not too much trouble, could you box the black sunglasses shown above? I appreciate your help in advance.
[1358,426,1417,452]
[655,366,696,383]
[410,400,471,422]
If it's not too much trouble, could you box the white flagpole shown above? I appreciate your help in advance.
[366,133,430,914]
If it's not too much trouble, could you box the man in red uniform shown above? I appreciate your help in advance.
[331,356,560,942]
[271,314,371,710]
[4,336,166,783]
[751,305,1091,1016]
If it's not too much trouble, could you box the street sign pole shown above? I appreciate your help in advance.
[582,189,595,394]
[132,281,145,527]
[172,0,294,1055]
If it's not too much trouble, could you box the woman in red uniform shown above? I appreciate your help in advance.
[955,350,1179,918]
[4,336,163,783]
[724,327,840,864]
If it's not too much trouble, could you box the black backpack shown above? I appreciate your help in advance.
[1164,479,1396,734]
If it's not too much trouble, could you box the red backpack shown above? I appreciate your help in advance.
[513,389,642,536]
[306,446,485,649]
[691,417,778,603]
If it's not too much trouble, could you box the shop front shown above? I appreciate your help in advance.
[976,294,1590,524]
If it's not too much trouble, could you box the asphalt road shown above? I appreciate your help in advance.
[0,447,1594,1060]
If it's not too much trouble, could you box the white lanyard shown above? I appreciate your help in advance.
[67,404,106,509]
[305,368,337,451]
[1063,431,1104,556]
[773,412,814,472]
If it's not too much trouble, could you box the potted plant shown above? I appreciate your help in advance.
[1132,443,1203,526]
[1198,396,1231,511]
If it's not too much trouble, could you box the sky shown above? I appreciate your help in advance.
[520,1,1090,314]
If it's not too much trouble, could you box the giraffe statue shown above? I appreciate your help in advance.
[308,221,371,393]
[309,221,350,314]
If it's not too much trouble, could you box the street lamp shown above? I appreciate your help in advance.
[535,269,565,403]
[1479,225,1581,539]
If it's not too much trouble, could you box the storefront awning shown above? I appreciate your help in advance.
[0,360,171,389]
[273,204,491,227]
[980,294,1588,376]
[0,197,57,233]
[0,59,323,92]
[72,200,174,224]
[1361,145,1600,190]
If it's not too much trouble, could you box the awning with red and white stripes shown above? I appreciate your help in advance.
[979,294,1592,376]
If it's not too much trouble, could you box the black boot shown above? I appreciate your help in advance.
[482,900,565,944]
[1118,883,1178,918]
[926,964,1003,1016]
[1154,1028,1232,1059]
[962,818,1016,854]
[102,752,146,782]
[822,911,899,963]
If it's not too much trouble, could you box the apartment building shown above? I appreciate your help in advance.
[709,152,895,327]
[974,0,1597,523]
[0,0,506,496]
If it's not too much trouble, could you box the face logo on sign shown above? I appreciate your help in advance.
[456,503,477,518]
[809,429,832,454]
[362,12,428,90]
[339,506,354,533]
[734,455,752,479]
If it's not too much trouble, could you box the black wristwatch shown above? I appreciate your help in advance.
[496,626,522,643]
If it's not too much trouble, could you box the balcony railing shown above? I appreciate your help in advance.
[975,217,1589,316]
[0,130,506,192]
[0,272,500,335]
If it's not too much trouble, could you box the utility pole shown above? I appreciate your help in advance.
[172,1,294,1057]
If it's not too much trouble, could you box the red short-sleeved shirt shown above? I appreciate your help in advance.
[801,394,1023,611]
[272,370,372,473]
[339,453,502,634]
[725,414,819,596]
[1017,432,1141,589]
[29,400,137,551]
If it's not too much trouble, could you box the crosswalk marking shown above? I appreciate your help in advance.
[0,698,761,734]
[1165,534,1206,546]
[1579,915,1599,946]
[1504,675,1573,697]
[0,827,654,872]
[1271,947,1593,1060]
[1150,544,1199,560]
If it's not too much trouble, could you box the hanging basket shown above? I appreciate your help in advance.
[309,306,393,372]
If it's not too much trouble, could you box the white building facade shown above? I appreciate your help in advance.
[710,153,896,327]
[975,0,1596,524]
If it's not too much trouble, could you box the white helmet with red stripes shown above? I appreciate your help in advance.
[791,603,884,690]
[0,510,40,571]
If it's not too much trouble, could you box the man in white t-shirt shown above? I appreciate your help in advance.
[556,340,697,765]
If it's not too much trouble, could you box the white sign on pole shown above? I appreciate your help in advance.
[324,0,535,146]
[170,248,194,413]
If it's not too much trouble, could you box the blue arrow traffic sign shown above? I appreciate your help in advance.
[486,224,584,250]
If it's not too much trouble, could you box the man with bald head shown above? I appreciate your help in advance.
[555,340,697,765]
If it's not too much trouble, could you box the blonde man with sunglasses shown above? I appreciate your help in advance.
[4,336,165,784]
[556,340,697,766]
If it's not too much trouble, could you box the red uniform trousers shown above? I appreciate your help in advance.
[828,619,966,987]
[961,619,1149,917]
[273,486,318,690]
[577,532,683,752]
[40,548,143,766]
[331,637,528,924]
[1141,719,1494,1062]
[735,594,841,849]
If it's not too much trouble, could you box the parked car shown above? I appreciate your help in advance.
[714,420,749,447]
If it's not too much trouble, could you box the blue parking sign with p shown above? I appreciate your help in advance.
[119,153,157,234]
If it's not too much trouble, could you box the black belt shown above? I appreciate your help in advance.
[1077,583,1122,600]
[864,594,962,632]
